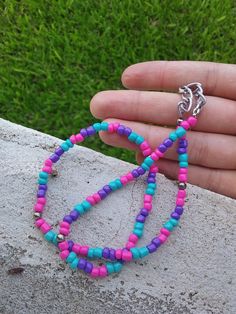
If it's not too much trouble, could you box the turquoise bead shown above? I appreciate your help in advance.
[146,188,155,195]
[178,153,188,162]
[175,127,187,138]
[88,248,94,258]
[70,257,79,269]
[109,181,118,191]
[147,183,156,189]
[139,247,149,258]
[169,132,178,141]
[101,122,109,130]
[66,252,77,263]
[135,135,144,145]
[61,142,69,151]
[144,156,154,166]
[163,221,174,231]
[74,204,85,214]
[38,178,47,185]
[128,132,138,142]
[115,179,122,189]
[134,222,144,230]
[179,161,188,168]
[81,200,92,211]
[106,262,114,274]
[141,162,150,171]
[93,123,101,131]
[113,262,123,273]
[93,248,103,258]
[133,228,143,238]
[52,234,58,246]
[44,230,55,242]
[66,139,73,148]
[39,171,48,179]
[130,248,140,259]
[170,218,179,227]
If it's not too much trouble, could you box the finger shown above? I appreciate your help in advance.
[90,90,236,135]
[121,61,236,100]
[136,152,236,199]
[99,118,236,170]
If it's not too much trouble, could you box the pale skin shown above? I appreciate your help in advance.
[90,61,236,199]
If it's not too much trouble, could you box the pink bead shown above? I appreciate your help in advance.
[176,198,184,206]
[120,176,128,185]
[108,124,114,133]
[35,218,45,228]
[155,149,164,158]
[40,223,51,234]
[150,165,159,173]
[69,135,77,144]
[60,221,70,229]
[143,148,152,156]
[37,197,46,205]
[180,168,188,174]
[181,121,190,130]
[177,190,186,198]
[44,159,53,167]
[42,166,52,174]
[91,267,99,278]
[112,123,120,131]
[99,265,107,277]
[115,249,122,260]
[34,203,44,212]
[144,202,152,211]
[93,193,101,203]
[58,241,69,251]
[72,244,81,254]
[86,196,96,206]
[126,172,133,181]
[80,246,89,256]
[126,241,135,249]
[150,152,159,161]
[187,116,197,127]
[60,250,70,260]
[122,250,132,261]
[59,227,70,236]
[140,141,149,150]
[75,134,84,142]
[178,174,187,182]
[160,228,171,237]
[129,234,138,243]
[144,194,152,203]
[159,234,168,243]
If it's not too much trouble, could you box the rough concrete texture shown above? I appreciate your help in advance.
[0,118,235,314]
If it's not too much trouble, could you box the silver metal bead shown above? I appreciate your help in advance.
[178,182,186,190]
[177,118,183,126]
[57,234,65,242]
[34,212,42,219]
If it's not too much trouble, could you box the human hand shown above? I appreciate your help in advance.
[90,61,236,199]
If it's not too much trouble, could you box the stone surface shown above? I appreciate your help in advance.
[0,118,235,314]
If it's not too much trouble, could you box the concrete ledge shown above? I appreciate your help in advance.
[0,118,235,314]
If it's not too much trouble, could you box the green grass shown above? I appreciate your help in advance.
[1,0,236,162]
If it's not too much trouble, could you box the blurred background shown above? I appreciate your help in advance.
[1,0,236,162]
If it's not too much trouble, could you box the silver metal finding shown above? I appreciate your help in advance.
[178,85,193,118]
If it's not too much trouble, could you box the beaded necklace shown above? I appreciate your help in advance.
[34,82,206,278]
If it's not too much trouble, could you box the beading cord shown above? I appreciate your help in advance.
[33,82,205,278]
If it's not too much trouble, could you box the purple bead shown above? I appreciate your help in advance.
[147,178,156,183]
[68,240,74,251]
[80,128,88,138]
[55,147,64,157]
[171,212,180,220]
[98,189,107,199]
[158,144,167,153]
[63,215,73,224]
[151,237,162,248]
[149,173,156,178]
[131,169,139,178]
[136,214,146,223]
[137,167,145,175]
[177,148,187,154]
[147,243,157,253]
[179,139,188,148]
[140,208,149,217]
[70,210,79,221]
[84,261,93,273]
[117,125,125,135]
[109,248,116,261]
[87,126,96,136]
[78,258,87,270]
[39,184,47,191]
[102,247,110,259]
[103,185,112,194]
[49,153,60,163]
[124,127,132,136]
[37,190,46,197]
[163,138,173,148]
[175,206,184,215]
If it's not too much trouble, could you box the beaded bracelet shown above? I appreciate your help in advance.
[33,82,206,278]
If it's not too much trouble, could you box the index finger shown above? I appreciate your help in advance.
[121,61,236,100]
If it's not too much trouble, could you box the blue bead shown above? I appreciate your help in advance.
[134,222,144,230]
[87,248,94,258]
[175,127,187,138]
[44,230,55,242]
[70,257,79,269]
[170,218,179,227]
[38,178,47,185]
[66,139,74,148]
[109,181,118,191]
[145,188,155,195]
[61,142,69,151]
[133,228,143,238]
[93,123,101,131]
[113,262,123,273]
[93,248,103,258]
[147,183,156,189]
[169,132,178,141]
[115,179,122,189]
[163,221,174,231]
[101,122,109,130]
[141,163,150,171]
[179,161,188,168]
[66,252,77,263]
[74,204,85,214]
[130,248,140,259]
[144,156,154,166]
[135,135,144,145]
[81,201,92,211]
[106,262,115,274]
[139,247,149,257]
[128,132,138,142]
[178,153,188,162]
[39,171,48,179]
